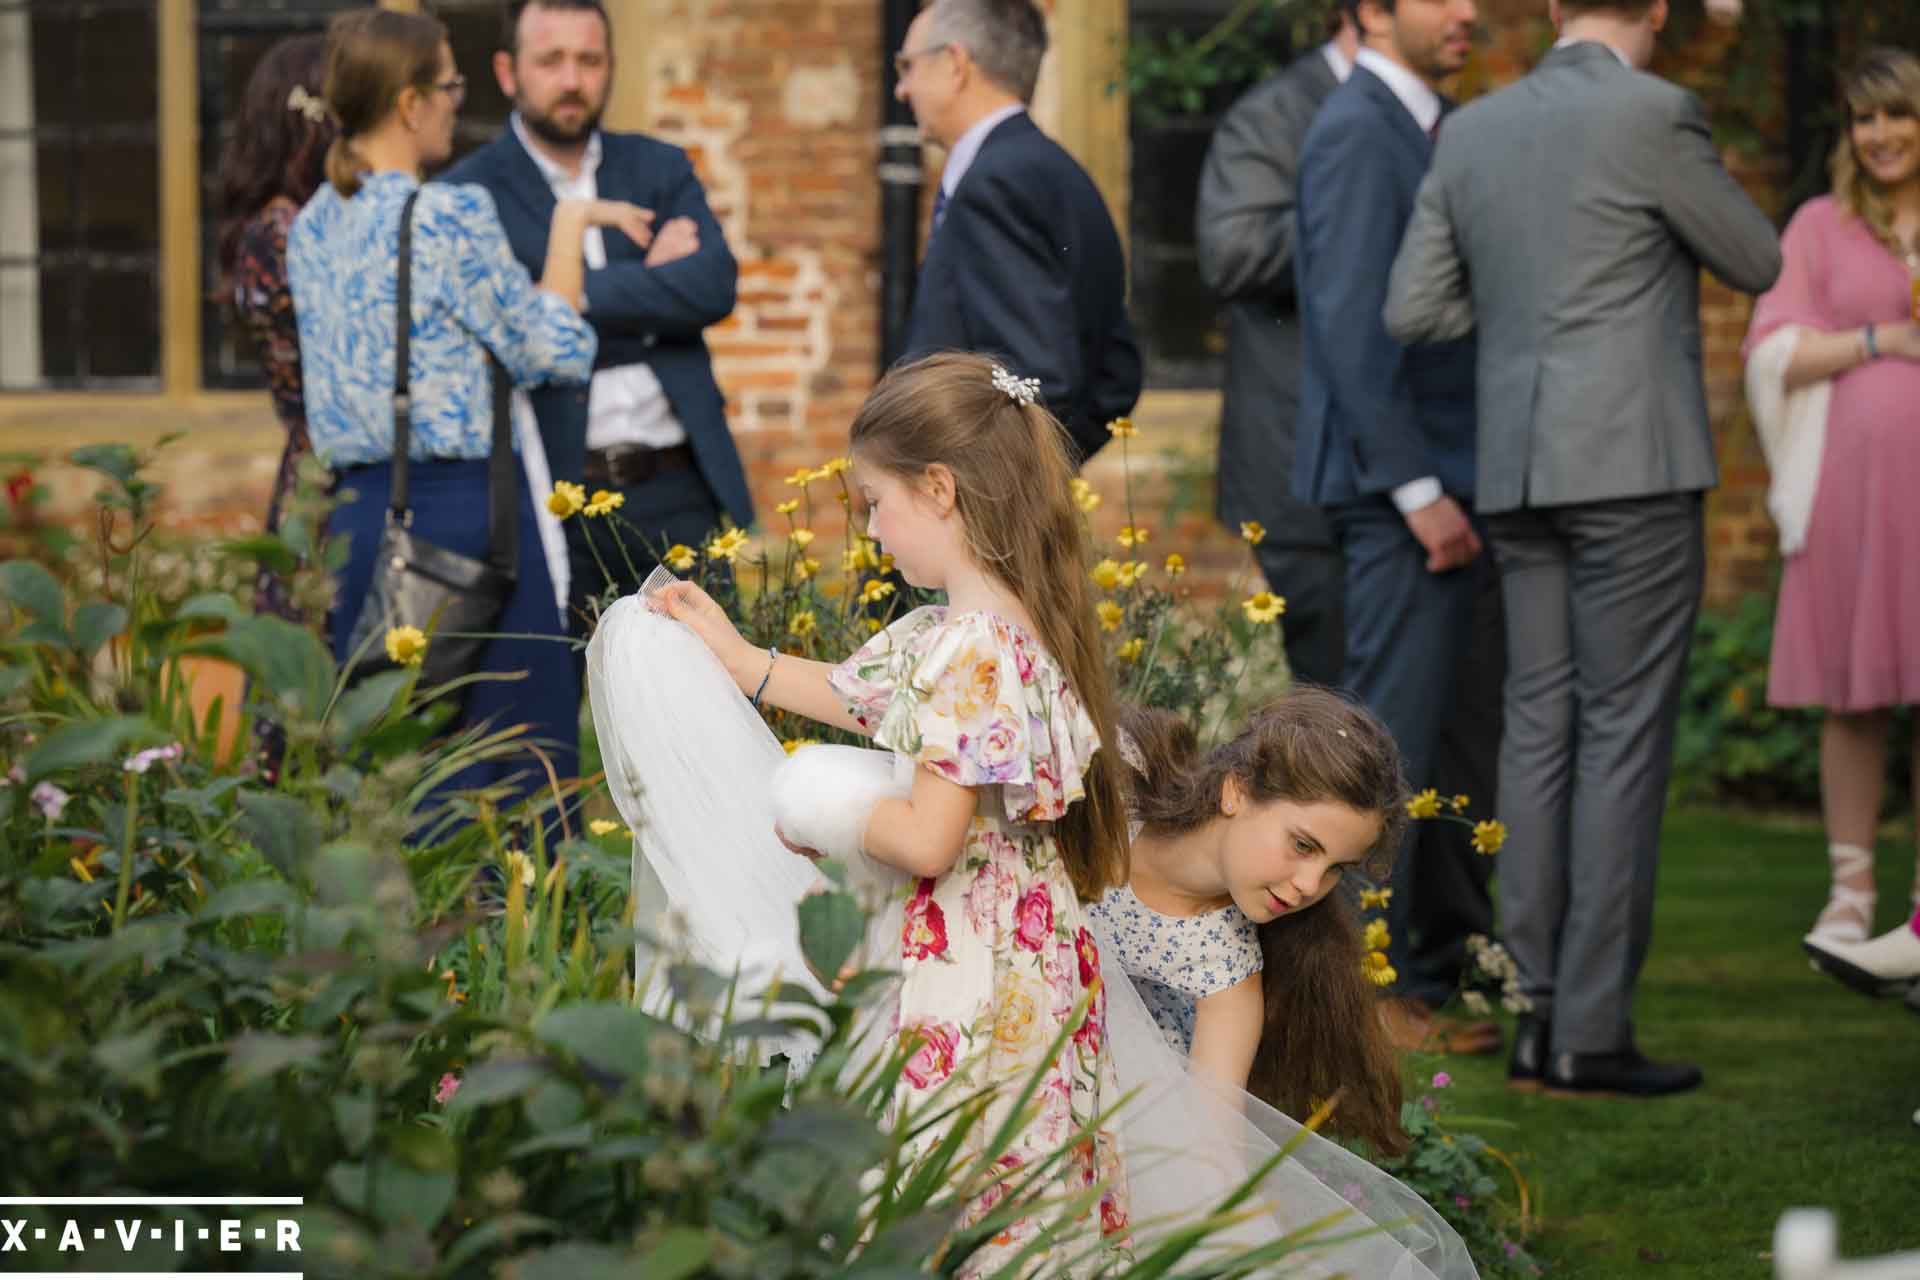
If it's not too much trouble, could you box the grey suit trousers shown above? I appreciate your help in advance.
[1487,492,1703,1055]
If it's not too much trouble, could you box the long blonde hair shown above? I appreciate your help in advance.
[321,8,447,197]
[1831,47,1920,262]
[848,352,1131,903]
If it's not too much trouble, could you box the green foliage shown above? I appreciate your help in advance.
[1125,0,1334,127]
[1380,1081,1542,1278]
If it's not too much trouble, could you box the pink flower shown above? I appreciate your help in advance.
[1431,1071,1452,1089]
[1100,1190,1130,1237]
[1072,975,1106,1054]
[1048,939,1077,1021]
[1075,927,1101,988]
[977,721,1021,771]
[123,743,183,774]
[901,878,950,960]
[900,1019,960,1089]
[1012,886,1053,952]
[962,858,1016,936]
[434,1072,461,1106]
[30,781,69,821]
[1454,1194,1472,1209]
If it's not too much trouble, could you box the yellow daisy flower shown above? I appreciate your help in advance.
[1164,553,1186,579]
[789,609,817,637]
[1242,591,1285,625]
[793,556,822,581]
[821,456,853,475]
[857,579,895,606]
[789,528,816,549]
[662,544,695,572]
[1359,886,1394,910]
[384,625,428,668]
[1096,601,1124,632]
[1240,520,1267,546]
[1117,559,1149,588]
[504,850,536,889]
[546,481,586,519]
[1090,558,1123,591]
[1451,793,1472,812]
[1070,477,1103,514]
[783,467,814,488]
[1116,636,1145,663]
[587,819,624,837]
[865,617,883,634]
[583,488,624,517]
[1362,919,1392,952]
[782,738,822,755]
[1362,951,1398,987]
[775,498,800,516]
[1407,788,1442,820]
[706,527,750,563]
[1471,819,1508,855]
[1117,524,1150,549]
[1108,417,1138,439]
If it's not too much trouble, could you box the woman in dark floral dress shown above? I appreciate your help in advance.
[216,33,335,626]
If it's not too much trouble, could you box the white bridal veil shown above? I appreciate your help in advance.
[586,591,1480,1280]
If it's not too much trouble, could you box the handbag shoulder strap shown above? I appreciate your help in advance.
[390,188,517,578]
[389,188,423,521]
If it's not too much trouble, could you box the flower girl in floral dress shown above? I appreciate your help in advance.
[647,353,1134,1272]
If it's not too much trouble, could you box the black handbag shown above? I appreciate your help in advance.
[343,189,519,691]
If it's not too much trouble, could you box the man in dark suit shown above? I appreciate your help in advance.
[445,0,750,640]
[1195,11,1357,686]
[894,0,1140,462]
[1295,0,1504,1054]
[1386,0,1780,1096]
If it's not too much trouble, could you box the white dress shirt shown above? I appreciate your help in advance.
[940,102,1027,201]
[1354,47,1444,515]
[1322,40,1355,84]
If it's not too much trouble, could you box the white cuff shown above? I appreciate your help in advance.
[1391,476,1444,514]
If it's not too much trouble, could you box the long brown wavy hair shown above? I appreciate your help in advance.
[1831,47,1920,263]
[1119,689,1412,1155]
[848,352,1131,903]
[215,35,334,282]
[320,8,447,198]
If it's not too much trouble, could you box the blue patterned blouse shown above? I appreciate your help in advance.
[288,172,595,467]
[1086,884,1263,1055]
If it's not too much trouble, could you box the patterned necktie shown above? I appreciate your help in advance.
[931,183,949,233]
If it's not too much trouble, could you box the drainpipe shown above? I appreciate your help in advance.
[878,0,922,372]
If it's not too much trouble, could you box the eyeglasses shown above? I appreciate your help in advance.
[892,43,951,80]
[431,74,467,105]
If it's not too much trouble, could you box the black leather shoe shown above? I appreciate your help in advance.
[1543,1046,1703,1098]
[1507,1013,1550,1091]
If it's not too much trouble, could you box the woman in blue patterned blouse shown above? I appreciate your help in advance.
[289,8,647,813]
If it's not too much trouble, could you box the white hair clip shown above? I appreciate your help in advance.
[287,85,330,125]
[991,364,1040,406]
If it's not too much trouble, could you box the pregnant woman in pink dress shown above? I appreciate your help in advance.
[1744,48,1920,975]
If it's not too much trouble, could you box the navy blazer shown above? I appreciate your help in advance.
[903,112,1141,462]
[1291,66,1476,507]
[442,128,753,527]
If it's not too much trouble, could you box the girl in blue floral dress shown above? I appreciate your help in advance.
[654,352,1134,1272]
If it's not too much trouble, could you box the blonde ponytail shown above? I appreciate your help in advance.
[325,136,365,197]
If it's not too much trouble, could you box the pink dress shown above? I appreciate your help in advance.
[1746,197,1920,711]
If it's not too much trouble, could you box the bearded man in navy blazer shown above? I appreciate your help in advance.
[895,0,1140,462]
[445,0,750,639]
[1293,0,1505,1056]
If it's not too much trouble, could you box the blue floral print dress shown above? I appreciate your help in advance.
[829,606,1131,1273]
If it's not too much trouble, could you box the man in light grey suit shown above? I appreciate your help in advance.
[1384,0,1780,1097]
[1195,11,1357,686]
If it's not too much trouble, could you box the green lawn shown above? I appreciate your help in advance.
[1429,808,1917,1278]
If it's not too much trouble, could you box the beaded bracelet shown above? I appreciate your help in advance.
[751,645,777,708]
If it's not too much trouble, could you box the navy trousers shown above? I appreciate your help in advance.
[329,457,580,815]
[1330,497,1504,1008]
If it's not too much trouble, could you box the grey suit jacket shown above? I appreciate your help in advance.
[1384,41,1781,515]
[1196,49,1340,546]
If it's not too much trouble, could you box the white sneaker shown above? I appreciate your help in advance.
[1803,922,1920,998]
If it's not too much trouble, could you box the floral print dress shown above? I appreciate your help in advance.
[829,606,1130,1273]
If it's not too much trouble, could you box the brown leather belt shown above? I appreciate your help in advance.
[582,442,695,491]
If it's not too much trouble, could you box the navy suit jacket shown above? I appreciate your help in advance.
[1291,67,1476,507]
[903,112,1141,462]
[442,129,753,527]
